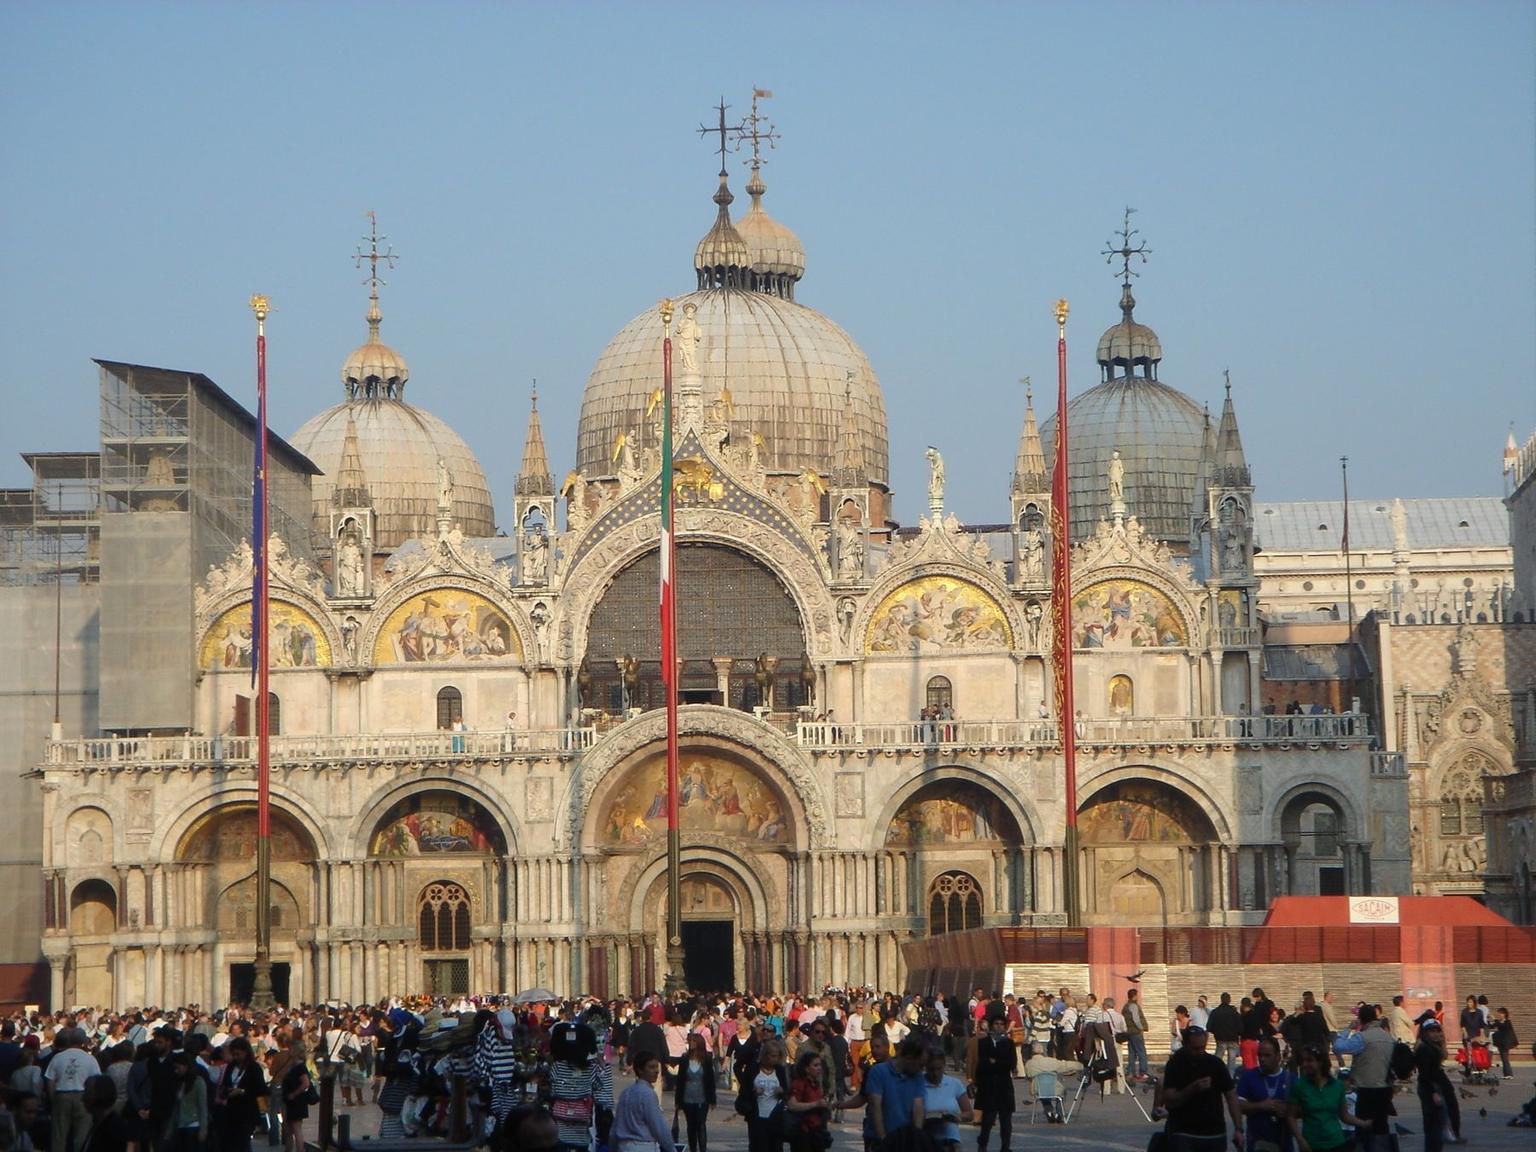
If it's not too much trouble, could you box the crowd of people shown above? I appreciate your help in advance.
[0,985,1526,1152]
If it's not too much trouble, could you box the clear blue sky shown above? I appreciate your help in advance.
[3,1,1532,527]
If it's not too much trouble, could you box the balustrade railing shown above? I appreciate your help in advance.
[45,728,596,767]
[796,712,1371,750]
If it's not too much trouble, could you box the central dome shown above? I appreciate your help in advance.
[577,168,888,485]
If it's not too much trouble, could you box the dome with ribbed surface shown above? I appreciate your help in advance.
[1095,284,1163,378]
[1042,282,1205,544]
[291,400,496,550]
[578,288,888,484]
[736,169,806,289]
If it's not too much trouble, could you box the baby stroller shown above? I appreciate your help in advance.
[1455,1041,1499,1087]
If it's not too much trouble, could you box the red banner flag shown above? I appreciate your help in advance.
[1049,300,1081,925]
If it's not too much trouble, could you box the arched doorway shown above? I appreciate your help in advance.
[366,791,508,994]
[175,804,318,1004]
[1079,778,1220,924]
[886,779,1030,927]
[584,544,807,713]
[1278,791,1349,896]
[67,879,117,1007]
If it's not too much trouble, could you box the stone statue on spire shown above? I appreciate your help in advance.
[676,301,701,375]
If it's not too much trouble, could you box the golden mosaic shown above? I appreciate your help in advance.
[865,576,1011,654]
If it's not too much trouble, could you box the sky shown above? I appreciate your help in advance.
[2,1,1533,528]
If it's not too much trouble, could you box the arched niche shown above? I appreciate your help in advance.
[177,806,316,863]
[885,780,1026,848]
[1071,578,1188,650]
[373,588,522,665]
[216,875,301,935]
[70,878,117,936]
[66,807,114,868]
[1079,778,1221,923]
[368,791,508,857]
[865,575,1012,654]
[597,746,795,849]
[200,600,332,669]
[584,543,807,713]
[175,804,318,929]
[1079,779,1218,844]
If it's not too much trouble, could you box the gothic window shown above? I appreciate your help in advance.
[925,676,953,711]
[1438,761,1484,837]
[266,692,281,736]
[927,871,983,936]
[418,882,472,952]
[436,687,463,730]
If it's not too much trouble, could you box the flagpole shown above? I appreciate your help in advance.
[1340,456,1354,634]
[1050,298,1081,928]
[250,294,275,1011]
[659,299,686,994]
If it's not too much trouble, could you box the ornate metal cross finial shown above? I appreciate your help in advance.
[734,87,780,169]
[354,210,398,293]
[1103,206,1151,286]
[697,97,736,175]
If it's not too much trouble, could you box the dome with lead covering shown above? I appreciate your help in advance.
[578,167,887,485]
[1042,283,1206,544]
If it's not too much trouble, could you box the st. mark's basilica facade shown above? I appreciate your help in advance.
[29,124,1534,1012]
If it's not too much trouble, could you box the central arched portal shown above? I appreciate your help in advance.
[641,870,744,993]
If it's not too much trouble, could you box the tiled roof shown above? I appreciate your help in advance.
[1254,498,1507,552]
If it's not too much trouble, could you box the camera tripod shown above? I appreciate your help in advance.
[1066,1036,1155,1124]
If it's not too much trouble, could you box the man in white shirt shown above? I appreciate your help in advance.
[44,1027,100,1152]
[1190,996,1210,1030]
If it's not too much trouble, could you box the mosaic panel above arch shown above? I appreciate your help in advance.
[885,781,1023,846]
[1072,578,1187,650]
[865,575,1011,654]
[370,792,508,856]
[1079,780,1215,843]
[373,589,521,665]
[200,602,331,669]
[177,805,316,862]
[601,750,791,846]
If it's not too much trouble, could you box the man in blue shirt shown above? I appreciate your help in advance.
[864,1038,927,1144]
[1236,1036,1292,1152]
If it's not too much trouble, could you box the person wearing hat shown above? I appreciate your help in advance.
[1412,1018,1459,1151]
[971,1012,1016,1152]
[1154,1024,1243,1149]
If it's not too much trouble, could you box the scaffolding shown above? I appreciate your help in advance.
[0,453,101,587]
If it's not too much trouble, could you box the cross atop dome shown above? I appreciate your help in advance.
[342,211,409,400]
[736,88,780,172]
[1104,206,1151,288]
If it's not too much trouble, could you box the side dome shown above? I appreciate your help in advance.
[1042,281,1204,544]
[577,288,888,485]
[1042,379,1206,544]
[291,400,496,549]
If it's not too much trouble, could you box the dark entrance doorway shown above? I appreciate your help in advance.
[680,921,734,992]
[229,963,290,1006]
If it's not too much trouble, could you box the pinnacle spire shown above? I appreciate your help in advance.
[1013,378,1046,493]
[332,412,371,508]
[1214,372,1251,486]
[516,382,554,497]
[833,372,865,487]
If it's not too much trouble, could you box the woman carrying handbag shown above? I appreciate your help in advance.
[674,1032,716,1152]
